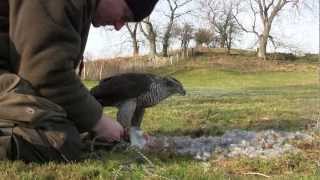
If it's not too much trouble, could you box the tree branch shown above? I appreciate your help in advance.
[268,0,288,23]
[266,0,275,12]
[233,13,259,37]
[139,23,148,38]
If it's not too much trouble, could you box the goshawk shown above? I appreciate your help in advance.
[90,73,186,129]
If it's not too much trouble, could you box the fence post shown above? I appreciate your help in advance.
[99,64,103,80]
[83,62,87,80]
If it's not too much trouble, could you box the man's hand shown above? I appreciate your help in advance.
[93,114,124,142]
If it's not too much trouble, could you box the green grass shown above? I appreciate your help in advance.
[1,54,319,179]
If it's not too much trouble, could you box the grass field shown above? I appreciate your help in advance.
[0,51,319,179]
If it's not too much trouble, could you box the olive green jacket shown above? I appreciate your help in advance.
[0,0,102,132]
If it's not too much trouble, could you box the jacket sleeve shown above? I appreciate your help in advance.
[8,0,102,132]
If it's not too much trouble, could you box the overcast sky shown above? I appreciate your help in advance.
[84,0,319,59]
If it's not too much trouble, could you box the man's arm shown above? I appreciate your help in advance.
[8,0,102,132]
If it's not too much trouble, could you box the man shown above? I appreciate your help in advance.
[0,0,158,163]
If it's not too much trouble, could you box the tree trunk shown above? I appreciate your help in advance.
[126,23,139,57]
[226,26,233,55]
[162,34,170,57]
[257,25,270,60]
[258,35,267,59]
[162,15,174,57]
[221,31,229,48]
[139,19,157,56]
[219,38,225,48]
[148,24,157,56]
[132,38,139,57]
[149,39,157,56]
[226,39,231,55]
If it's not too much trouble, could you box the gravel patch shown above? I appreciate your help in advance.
[144,129,314,161]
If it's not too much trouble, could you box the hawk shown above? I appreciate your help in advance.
[90,73,186,129]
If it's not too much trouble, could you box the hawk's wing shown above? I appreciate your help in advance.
[90,73,155,106]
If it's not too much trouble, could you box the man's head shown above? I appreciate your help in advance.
[93,0,158,30]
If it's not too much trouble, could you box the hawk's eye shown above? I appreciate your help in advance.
[166,80,174,86]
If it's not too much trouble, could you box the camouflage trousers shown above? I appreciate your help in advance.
[0,73,83,163]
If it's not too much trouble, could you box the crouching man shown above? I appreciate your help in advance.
[0,0,158,163]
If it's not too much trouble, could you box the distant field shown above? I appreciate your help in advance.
[0,54,319,179]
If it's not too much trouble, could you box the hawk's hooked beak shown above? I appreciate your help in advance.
[179,88,186,96]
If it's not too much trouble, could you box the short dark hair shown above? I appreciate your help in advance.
[125,0,159,22]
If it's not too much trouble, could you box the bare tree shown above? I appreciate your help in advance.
[125,23,140,56]
[194,28,214,47]
[234,0,300,59]
[225,23,240,54]
[200,0,241,53]
[140,17,158,56]
[217,3,240,49]
[199,0,219,29]
[173,23,194,56]
[162,0,192,57]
